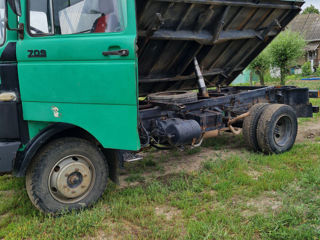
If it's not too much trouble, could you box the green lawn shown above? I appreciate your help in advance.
[286,78,320,91]
[0,79,320,240]
[267,78,320,124]
[1,138,320,240]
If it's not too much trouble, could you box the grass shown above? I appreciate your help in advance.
[286,78,320,91]
[233,73,320,90]
[1,78,320,240]
[299,98,320,124]
[1,139,320,239]
[125,174,145,183]
[284,78,320,124]
[233,77,320,123]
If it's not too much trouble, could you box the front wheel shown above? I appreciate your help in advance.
[26,137,108,214]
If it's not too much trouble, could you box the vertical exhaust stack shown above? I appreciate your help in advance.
[194,58,209,98]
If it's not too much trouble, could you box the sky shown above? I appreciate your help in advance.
[303,0,320,10]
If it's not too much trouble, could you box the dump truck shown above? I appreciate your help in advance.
[0,0,318,213]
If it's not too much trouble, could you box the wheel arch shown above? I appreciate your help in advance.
[14,123,120,183]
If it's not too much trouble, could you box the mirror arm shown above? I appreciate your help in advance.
[4,0,24,39]
[6,22,24,39]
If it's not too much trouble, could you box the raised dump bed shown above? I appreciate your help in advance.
[136,0,303,96]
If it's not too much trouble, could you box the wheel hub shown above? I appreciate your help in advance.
[67,172,83,188]
[49,155,95,203]
[273,116,293,147]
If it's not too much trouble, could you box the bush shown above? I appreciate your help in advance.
[316,67,320,77]
[302,5,320,15]
[302,62,312,76]
[264,72,279,84]
[248,51,270,85]
[268,30,305,85]
[285,74,301,81]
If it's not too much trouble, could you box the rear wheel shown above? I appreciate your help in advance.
[26,137,108,214]
[243,103,269,152]
[257,104,298,154]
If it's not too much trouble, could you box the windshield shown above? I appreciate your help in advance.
[0,0,5,45]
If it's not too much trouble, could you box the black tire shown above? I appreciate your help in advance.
[26,137,108,214]
[148,91,198,104]
[257,104,298,154]
[243,103,269,152]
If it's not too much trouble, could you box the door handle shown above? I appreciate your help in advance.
[102,49,129,57]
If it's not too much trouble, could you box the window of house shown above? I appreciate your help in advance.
[28,0,126,36]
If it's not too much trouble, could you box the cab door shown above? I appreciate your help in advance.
[16,0,140,151]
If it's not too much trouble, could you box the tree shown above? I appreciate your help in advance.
[302,5,320,14]
[268,30,305,85]
[248,51,270,86]
[316,66,320,77]
[302,62,312,76]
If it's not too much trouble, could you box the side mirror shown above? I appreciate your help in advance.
[8,0,21,16]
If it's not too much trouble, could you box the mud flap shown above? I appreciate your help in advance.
[103,149,124,185]
[0,142,21,173]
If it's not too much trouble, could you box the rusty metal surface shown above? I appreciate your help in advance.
[137,0,303,96]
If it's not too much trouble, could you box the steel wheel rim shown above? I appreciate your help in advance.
[48,155,96,204]
[273,116,293,147]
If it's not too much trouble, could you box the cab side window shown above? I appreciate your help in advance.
[29,0,54,35]
[28,0,126,36]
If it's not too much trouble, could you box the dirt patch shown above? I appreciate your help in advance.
[296,120,320,143]
[154,205,181,221]
[0,213,10,221]
[246,167,273,180]
[158,148,240,175]
[119,136,246,188]
[87,230,109,240]
[242,191,282,217]
[0,190,14,198]
[246,169,262,180]
[87,220,143,240]
[302,129,320,140]
[119,119,320,188]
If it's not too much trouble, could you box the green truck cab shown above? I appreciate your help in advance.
[0,0,316,213]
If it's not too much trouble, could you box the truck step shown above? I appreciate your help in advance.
[123,152,143,163]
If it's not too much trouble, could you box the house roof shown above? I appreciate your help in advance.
[288,14,320,42]
[305,42,320,51]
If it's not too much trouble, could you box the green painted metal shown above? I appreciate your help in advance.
[16,0,140,150]
[27,121,50,139]
[0,4,18,59]
[24,103,140,150]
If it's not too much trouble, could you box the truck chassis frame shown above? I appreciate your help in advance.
[139,86,319,148]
